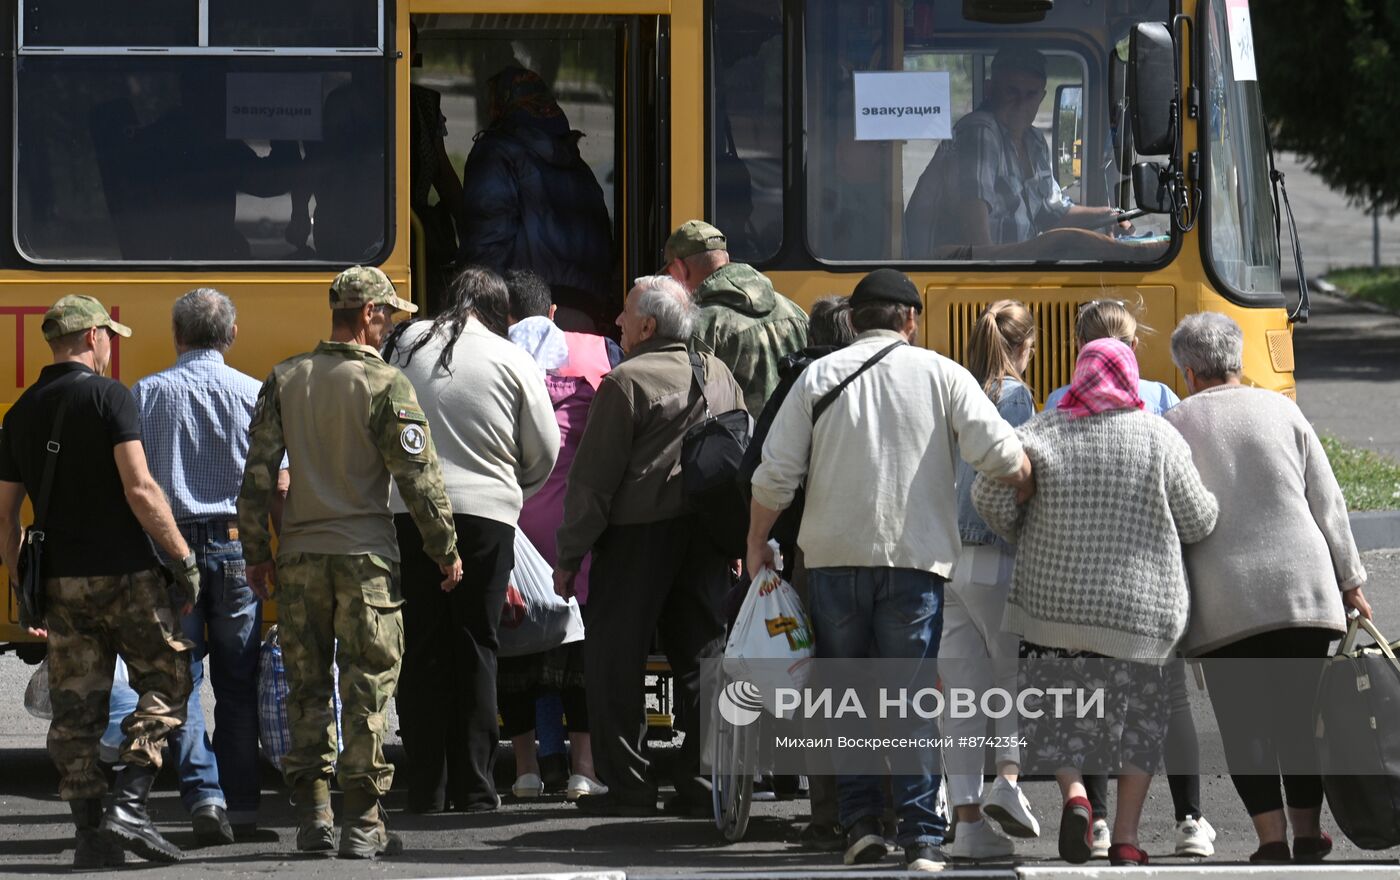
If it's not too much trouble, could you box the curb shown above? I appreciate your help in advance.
[415,874,626,880]
[1313,279,1400,318]
[1020,867,1400,879]
[424,866,1400,880]
[1351,510,1400,552]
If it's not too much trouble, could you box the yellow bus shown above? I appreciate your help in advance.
[2,0,1299,652]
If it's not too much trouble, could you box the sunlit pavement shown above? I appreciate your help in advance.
[2,548,1399,878]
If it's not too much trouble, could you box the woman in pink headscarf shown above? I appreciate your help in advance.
[972,338,1219,868]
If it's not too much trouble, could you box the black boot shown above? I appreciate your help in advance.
[70,798,125,869]
[100,764,182,863]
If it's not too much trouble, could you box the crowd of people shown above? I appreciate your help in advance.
[0,216,1373,871]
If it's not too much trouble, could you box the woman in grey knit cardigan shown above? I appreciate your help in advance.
[973,338,1218,867]
[1164,312,1370,866]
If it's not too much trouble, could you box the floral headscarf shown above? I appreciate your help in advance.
[1056,337,1145,419]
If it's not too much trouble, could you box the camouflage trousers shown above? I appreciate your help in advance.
[276,552,404,797]
[45,568,193,801]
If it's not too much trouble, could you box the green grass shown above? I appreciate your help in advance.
[1324,266,1400,312]
[1319,434,1400,511]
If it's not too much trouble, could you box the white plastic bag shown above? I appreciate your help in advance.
[497,528,584,658]
[724,546,814,700]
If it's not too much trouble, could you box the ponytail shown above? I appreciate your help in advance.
[965,300,1035,402]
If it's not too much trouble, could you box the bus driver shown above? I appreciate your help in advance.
[904,47,1123,258]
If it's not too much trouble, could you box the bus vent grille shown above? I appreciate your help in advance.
[1266,329,1295,374]
[946,298,1082,405]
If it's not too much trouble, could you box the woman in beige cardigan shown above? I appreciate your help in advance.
[1164,312,1371,866]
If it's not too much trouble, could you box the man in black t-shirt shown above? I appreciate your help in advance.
[0,295,202,867]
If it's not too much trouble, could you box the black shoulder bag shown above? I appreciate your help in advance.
[14,375,86,628]
[680,352,751,557]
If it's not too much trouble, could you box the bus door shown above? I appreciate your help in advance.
[408,7,670,321]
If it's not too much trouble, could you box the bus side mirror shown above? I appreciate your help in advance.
[1132,161,1172,214]
[1052,84,1083,190]
[1129,22,1176,155]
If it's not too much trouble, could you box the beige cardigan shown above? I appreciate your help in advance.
[1164,384,1365,656]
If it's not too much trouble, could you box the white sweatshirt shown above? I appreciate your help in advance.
[388,317,560,527]
[751,330,1025,576]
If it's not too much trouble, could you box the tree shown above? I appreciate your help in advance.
[1253,0,1400,214]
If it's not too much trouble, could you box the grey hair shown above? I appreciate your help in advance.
[630,275,696,340]
[172,288,237,351]
[1170,312,1243,380]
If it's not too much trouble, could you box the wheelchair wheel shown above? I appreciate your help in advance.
[711,689,757,842]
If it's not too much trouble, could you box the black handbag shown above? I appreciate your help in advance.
[14,375,85,628]
[681,352,751,557]
[1316,613,1400,849]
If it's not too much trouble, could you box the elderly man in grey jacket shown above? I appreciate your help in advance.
[746,269,1033,872]
[555,275,745,818]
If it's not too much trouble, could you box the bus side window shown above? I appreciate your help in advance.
[710,0,784,264]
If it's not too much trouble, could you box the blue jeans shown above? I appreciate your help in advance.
[807,566,947,848]
[103,522,262,823]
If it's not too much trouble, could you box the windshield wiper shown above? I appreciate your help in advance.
[1264,119,1310,323]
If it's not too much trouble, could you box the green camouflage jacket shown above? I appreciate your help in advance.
[237,341,457,567]
[690,262,809,415]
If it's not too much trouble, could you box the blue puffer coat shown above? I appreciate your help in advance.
[457,122,613,310]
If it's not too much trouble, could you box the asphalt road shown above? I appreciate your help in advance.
[1293,289,1400,462]
[2,549,1398,877]
[1278,152,1400,274]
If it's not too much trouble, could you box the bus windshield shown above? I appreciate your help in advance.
[799,0,1172,266]
[1201,0,1281,300]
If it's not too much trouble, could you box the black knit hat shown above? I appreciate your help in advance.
[849,268,922,311]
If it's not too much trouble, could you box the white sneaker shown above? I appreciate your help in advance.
[1090,819,1110,860]
[1175,816,1217,857]
[564,774,609,801]
[948,819,1014,860]
[511,773,544,798]
[981,778,1041,838]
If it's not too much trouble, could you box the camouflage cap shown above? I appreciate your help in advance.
[328,266,418,314]
[42,295,133,341]
[664,220,728,262]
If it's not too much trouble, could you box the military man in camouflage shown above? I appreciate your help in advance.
[237,267,461,859]
[0,295,201,867]
[663,220,809,414]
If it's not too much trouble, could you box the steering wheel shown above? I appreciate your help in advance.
[1088,208,1149,230]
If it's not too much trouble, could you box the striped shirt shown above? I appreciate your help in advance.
[953,109,1072,244]
[132,348,263,522]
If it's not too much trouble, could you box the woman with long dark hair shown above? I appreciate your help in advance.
[386,265,560,813]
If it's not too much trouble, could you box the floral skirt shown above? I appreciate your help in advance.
[1016,640,1168,775]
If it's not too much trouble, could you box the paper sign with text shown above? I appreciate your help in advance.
[1225,0,1258,82]
[226,73,324,141]
[854,71,952,141]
